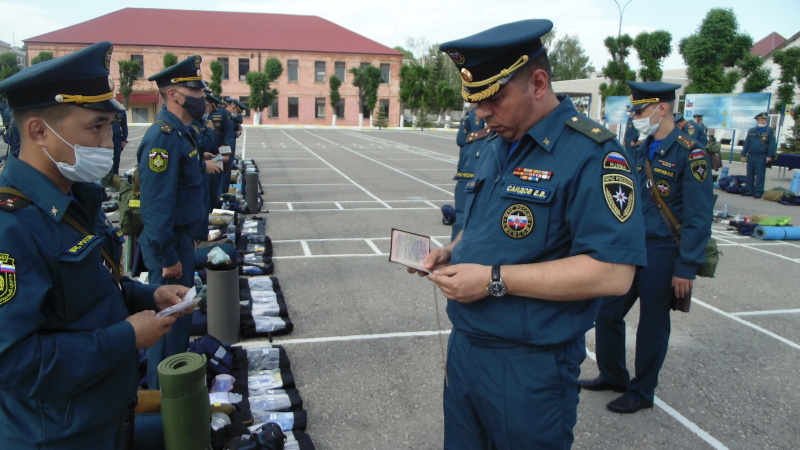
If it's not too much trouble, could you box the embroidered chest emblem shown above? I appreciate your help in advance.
[501,204,535,239]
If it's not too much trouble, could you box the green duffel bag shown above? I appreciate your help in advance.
[118,169,143,236]
[697,237,720,278]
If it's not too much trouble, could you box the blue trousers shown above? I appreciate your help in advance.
[594,245,677,402]
[745,154,767,197]
[145,231,194,389]
[444,330,584,450]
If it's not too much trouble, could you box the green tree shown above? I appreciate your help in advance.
[772,47,800,111]
[550,34,595,81]
[117,60,140,109]
[435,80,461,120]
[414,108,434,130]
[329,75,342,117]
[373,104,389,129]
[599,34,636,100]
[30,51,54,65]
[163,52,178,69]
[245,57,283,122]
[209,61,223,98]
[393,45,414,61]
[782,112,800,153]
[350,65,383,121]
[633,30,671,82]
[678,8,753,94]
[739,54,772,93]
[0,52,21,82]
[399,64,430,117]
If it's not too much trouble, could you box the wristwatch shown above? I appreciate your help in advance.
[487,265,507,297]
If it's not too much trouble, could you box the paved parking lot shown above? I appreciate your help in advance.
[120,125,800,449]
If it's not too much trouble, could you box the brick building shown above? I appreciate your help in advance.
[24,8,404,126]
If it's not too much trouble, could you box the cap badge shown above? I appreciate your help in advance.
[460,68,473,82]
[104,45,113,70]
[194,56,202,67]
[445,49,465,65]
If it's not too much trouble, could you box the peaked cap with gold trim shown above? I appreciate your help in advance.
[148,55,205,88]
[0,41,123,112]
[626,81,682,112]
[439,19,553,103]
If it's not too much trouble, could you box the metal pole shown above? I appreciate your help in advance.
[729,130,736,163]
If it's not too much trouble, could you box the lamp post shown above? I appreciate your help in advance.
[614,0,634,38]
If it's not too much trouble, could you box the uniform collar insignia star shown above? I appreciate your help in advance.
[50,206,59,216]
[543,137,550,146]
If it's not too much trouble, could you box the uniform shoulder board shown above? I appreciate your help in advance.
[677,134,695,150]
[565,116,616,143]
[153,120,172,134]
[465,127,492,144]
[0,188,32,211]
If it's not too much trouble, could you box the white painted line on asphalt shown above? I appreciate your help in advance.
[239,329,452,347]
[365,239,383,255]
[424,201,440,209]
[430,237,445,248]
[287,203,294,211]
[300,241,311,257]
[309,131,455,196]
[261,167,330,170]
[268,207,443,212]
[732,308,800,316]
[275,253,386,259]
[712,236,800,264]
[240,127,247,158]
[263,183,352,187]
[283,130,392,209]
[585,350,729,450]
[694,298,800,350]
[335,202,344,210]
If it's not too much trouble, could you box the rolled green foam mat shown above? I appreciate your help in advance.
[158,352,211,450]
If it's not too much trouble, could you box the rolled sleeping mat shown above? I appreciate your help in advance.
[207,267,241,344]
[157,353,211,450]
[245,171,260,214]
[753,226,800,240]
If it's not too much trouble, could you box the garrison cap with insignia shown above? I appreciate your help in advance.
[148,55,205,88]
[0,41,123,112]
[754,112,768,120]
[626,81,682,112]
[438,19,553,103]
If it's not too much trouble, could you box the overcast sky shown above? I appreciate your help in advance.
[2,0,798,72]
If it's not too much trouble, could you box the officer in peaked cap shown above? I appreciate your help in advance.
[0,41,191,449]
[204,89,234,209]
[137,55,220,389]
[741,111,777,198]
[408,19,646,449]
[582,80,713,414]
[686,113,707,146]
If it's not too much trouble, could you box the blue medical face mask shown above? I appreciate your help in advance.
[41,120,113,183]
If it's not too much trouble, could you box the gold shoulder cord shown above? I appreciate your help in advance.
[432,274,449,387]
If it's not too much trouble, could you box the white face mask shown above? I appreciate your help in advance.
[632,107,663,136]
[41,120,114,183]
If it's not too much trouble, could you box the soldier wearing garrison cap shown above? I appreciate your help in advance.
[581,80,713,414]
[741,112,777,198]
[408,19,646,448]
[0,41,192,449]
[137,55,221,389]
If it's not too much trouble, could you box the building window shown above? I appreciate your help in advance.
[239,96,250,118]
[288,60,299,82]
[268,100,279,118]
[238,58,249,81]
[380,63,390,84]
[379,99,390,115]
[335,61,346,82]
[217,57,229,80]
[335,99,345,118]
[360,62,371,70]
[315,98,325,119]
[288,97,299,118]
[131,55,144,78]
[315,61,326,83]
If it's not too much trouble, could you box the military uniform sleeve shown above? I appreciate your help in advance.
[0,216,136,400]
[565,138,647,267]
[137,128,181,267]
[675,145,714,278]
[120,277,159,312]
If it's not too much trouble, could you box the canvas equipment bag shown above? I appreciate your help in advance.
[118,168,143,236]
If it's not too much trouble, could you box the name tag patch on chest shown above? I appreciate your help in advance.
[65,235,101,257]
[602,174,636,223]
[148,148,169,173]
[653,167,675,179]
[501,204,535,239]
[188,149,198,158]
[0,253,17,306]
[603,152,631,173]
[455,172,475,181]
[505,184,551,201]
